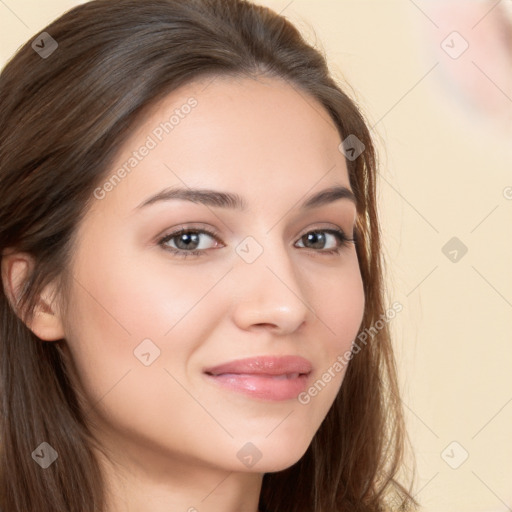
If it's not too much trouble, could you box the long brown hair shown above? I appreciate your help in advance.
[0,1,419,510]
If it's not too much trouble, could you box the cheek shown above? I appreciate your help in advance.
[295,254,365,414]
[62,244,224,399]
[61,248,218,455]
[310,253,365,354]
[69,242,211,338]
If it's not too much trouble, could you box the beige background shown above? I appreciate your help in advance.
[1,1,511,511]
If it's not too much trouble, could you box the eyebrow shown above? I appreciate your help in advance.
[135,184,357,211]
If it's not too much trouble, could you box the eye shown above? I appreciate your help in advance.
[157,225,356,259]
[295,229,355,255]
[158,225,221,259]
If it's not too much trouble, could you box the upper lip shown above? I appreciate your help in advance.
[203,355,313,376]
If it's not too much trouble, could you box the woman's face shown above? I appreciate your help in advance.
[59,75,365,476]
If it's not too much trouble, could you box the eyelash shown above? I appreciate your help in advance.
[157,225,356,259]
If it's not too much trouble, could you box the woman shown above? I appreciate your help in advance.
[0,1,418,510]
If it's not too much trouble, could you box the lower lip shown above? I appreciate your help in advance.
[203,372,310,401]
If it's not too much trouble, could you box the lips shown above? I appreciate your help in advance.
[203,355,313,377]
[203,355,313,401]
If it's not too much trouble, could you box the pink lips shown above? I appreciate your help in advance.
[203,355,312,401]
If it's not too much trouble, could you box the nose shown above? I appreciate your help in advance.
[230,240,313,335]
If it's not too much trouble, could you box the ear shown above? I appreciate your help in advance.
[1,250,65,341]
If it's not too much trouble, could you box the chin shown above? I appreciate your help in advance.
[231,435,312,474]
[248,451,309,474]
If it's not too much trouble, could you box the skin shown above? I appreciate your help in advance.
[3,75,365,512]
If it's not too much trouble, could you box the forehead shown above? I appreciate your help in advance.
[92,74,353,217]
